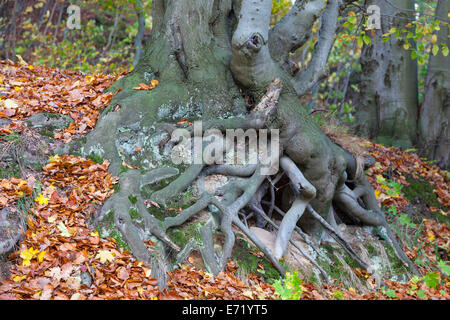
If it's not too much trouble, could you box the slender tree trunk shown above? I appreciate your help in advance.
[37,0,52,31]
[41,0,58,40]
[132,0,146,67]
[105,8,120,51]
[418,0,449,169]
[53,1,65,40]
[356,0,418,149]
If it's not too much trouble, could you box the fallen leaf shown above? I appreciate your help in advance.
[57,221,72,237]
[3,98,19,109]
[95,250,115,264]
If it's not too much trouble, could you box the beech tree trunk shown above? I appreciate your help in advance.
[62,0,419,287]
[356,0,418,149]
[418,0,449,169]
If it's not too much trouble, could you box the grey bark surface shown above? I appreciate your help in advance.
[418,0,449,169]
[132,0,146,67]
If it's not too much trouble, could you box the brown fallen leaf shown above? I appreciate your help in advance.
[122,161,139,170]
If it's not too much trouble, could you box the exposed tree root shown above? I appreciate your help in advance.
[94,78,419,286]
[96,170,181,288]
[249,203,330,283]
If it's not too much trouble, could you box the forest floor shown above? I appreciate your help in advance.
[0,60,448,300]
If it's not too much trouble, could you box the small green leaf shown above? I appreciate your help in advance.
[417,290,427,299]
[442,44,449,57]
[415,258,425,266]
[424,272,440,289]
[347,16,357,25]
[382,287,397,298]
[357,36,363,49]
[437,260,450,276]
[432,44,439,56]
[333,290,344,300]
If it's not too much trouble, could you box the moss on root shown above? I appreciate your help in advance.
[95,210,131,251]
[231,236,282,284]
[87,153,104,164]
[317,244,345,283]
[167,223,203,249]
[315,237,411,290]
[0,163,21,179]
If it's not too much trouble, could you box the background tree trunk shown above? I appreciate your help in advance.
[418,0,449,169]
[132,0,146,67]
[356,0,418,149]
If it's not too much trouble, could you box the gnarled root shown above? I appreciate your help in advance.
[96,169,181,288]
[333,174,420,275]
[95,77,418,288]
[98,146,419,288]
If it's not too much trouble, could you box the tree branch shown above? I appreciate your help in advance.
[292,0,342,96]
[269,0,326,67]
[230,0,279,94]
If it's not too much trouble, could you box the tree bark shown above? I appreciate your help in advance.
[356,0,418,149]
[418,0,449,169]
[132,0,146,67]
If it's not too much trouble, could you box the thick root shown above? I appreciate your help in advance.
[96,170,181,288]
[333,173,421,275]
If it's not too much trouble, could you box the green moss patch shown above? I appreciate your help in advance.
[231,237,281,284]
[87,153,104,164]
[95,210,131,251]
[0,163,21,179]
[403,175,449,225]
[167,223,203,249]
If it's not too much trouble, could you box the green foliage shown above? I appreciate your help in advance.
[409,266,447,293]
[423,272,440,289]
[383,18,449,65]
[398,213,416,228]
[311,1,448,126]
[0,162,20,179]
[273,270,304,300]
[333,290,344,300]
[437,260,450,276]
[6,0,153,73]
[381,286,397,298]
[376,175,403,198]
[270,0,292,25]
[416,289,427,299]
